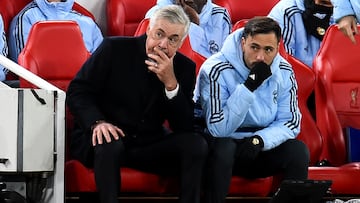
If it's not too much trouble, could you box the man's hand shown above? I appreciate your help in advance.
[244,62,272,92]
[145,47,178,91]
[92,121,125,146]
[337,15,359,44]
[177,0,200,25]
[235,135,264,162]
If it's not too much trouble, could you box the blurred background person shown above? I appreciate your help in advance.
[268,0,333,68]
[8,0,103,62]
[331,0,359,43]
[0,14,8,82]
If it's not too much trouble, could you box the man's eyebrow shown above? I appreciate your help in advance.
[156,28,180,38]
[169,34,180,38]
[264,45,275,50]
[250,42,260,47]
[156,28,166,33]
[250,42,275,49]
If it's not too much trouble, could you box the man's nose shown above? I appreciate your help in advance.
[256,51,265,61]
[158,38,169,48]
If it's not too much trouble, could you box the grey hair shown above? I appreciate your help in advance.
[149,5,190,41]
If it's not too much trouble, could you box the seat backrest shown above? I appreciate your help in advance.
[313,24,360,166]
[18,20,91,91]
[232,19,249,32]
[0,0,30,33]
[286,54,323,166]
[107,0,156,36]
[72,2,96,21]
[213,0,280,25]
[134,18,206,75]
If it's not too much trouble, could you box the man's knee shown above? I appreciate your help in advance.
[94,139,125,158]
[210,138,237,166]
[181,132,209,158]
[287,139,310,164]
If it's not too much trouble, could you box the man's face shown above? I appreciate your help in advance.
[241,33,279,69]
[145,18,185,58]
[175,0,207,14]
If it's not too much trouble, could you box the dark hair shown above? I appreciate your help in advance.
[242,16,282,43]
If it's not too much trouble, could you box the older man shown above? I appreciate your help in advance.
[67,5,208,203]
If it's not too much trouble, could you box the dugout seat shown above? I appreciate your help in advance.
[213,0,279,25]
[309,24,360,195]
[17,21,91,91]
[107,0,156,36]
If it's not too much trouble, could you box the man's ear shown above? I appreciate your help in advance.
[146,25,150,36]
[241,37,245,45]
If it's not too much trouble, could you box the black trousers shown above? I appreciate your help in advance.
[93,132,208,203]
[203,138,310,203]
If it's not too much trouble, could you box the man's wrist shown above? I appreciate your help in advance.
[165,83,179,99]
[252,135,264,148]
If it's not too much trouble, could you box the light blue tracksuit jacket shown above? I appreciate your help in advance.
[8,0,103,62]
[331,0,360,22]
[268,0,334,68]
[0,15,8,81]
[146,0,232,58]
[194,28,301,151]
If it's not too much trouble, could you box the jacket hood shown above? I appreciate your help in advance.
[295,0,305,11]
[198,0,213,25]
[35,0,74,18]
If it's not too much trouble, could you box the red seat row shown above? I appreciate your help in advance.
[105,0,281,37]
[2,0,360,200]
[22,20,359,199]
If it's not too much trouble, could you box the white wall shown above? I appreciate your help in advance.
[75,0,108,35]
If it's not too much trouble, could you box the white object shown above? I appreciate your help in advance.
[0,88,55,172]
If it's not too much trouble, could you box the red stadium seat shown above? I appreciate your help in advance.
[232,19,249,32]
[72,2,96,21]
[17,20,91,91]
[0,0,30,33]
[213,0,279,25]
[107,0,156,36]
[309,24,360,195]
[313,24,360,167]
[286,54,323,166]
